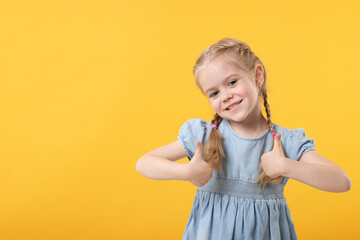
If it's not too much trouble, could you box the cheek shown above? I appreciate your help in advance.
[209,100,220,110]
[236,85,255,99]
[235,85,248,94]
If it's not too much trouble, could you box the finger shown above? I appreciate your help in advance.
[275,133,286,156]
[273,133,282,149]
[195,141,203,156]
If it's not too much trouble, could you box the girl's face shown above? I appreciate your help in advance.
[198,56,264,125]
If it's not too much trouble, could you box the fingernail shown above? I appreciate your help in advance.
[272,132,276,137]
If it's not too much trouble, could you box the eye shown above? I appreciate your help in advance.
[210,91,218,98]
[208,80,237,98]
[229,80,237,85]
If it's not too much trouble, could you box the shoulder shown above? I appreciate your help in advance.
[177,118,210,160]
[273,123,311,142]
[178,118,209,135]
[274,123,316,161]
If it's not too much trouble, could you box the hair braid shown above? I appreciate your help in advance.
[203,113,225,174]
[255,88,284,190]
[262,90,275,133]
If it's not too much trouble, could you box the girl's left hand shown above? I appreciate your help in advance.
[260,133,289,178]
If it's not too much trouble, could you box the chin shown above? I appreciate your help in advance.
[228,114,247,122]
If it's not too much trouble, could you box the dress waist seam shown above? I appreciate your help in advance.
[198,176,286,199]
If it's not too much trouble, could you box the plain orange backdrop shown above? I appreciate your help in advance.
[0,0,359,239]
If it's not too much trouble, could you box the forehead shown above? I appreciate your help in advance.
[198,57,249,91]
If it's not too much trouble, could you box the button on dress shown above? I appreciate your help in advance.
[177,118,316,240]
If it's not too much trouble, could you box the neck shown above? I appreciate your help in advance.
[227,109,269,138]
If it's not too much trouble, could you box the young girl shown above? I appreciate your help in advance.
[136,38,351,240]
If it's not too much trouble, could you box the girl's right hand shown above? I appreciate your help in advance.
[185,141,215,187]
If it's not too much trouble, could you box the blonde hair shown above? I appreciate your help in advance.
[193,38,284,189]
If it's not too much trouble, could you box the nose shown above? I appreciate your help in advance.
[221,90,233,102]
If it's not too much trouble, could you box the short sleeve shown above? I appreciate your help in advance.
[177,118,208,161]
[287,128,316,161]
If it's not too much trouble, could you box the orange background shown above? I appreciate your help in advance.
[0,0,359,239]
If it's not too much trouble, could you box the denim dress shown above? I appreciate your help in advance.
[177,118,316,240]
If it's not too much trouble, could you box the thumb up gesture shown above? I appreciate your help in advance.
[260,133,288,179]
[185,141,215,187]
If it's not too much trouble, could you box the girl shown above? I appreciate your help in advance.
[136,38,351,240]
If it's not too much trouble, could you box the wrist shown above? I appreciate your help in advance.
[180,162,190,181]
[281,157,297,178]
[281,157,295,178]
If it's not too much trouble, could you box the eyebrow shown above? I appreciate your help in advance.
[204,73,238,95]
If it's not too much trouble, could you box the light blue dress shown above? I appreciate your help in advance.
[177,118,316,240]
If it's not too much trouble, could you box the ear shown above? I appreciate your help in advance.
[254,64,264,87]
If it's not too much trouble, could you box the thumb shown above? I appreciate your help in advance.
[195,141,203,156]
[273,133,282,149]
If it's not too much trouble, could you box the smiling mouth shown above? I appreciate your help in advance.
[225,100,243,111]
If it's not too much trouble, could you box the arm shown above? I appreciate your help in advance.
[136,140,214,187]
[136,140,189,180]
[281,150,352,193]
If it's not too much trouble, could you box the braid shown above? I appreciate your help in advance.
[203,113,225,174]
[211,112,223,127]
[235,44,250,56]
[256,87,284,190]
[262,90,276,133]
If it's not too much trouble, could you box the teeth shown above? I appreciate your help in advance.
[227,101,241,110]
[229,103,239,109]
